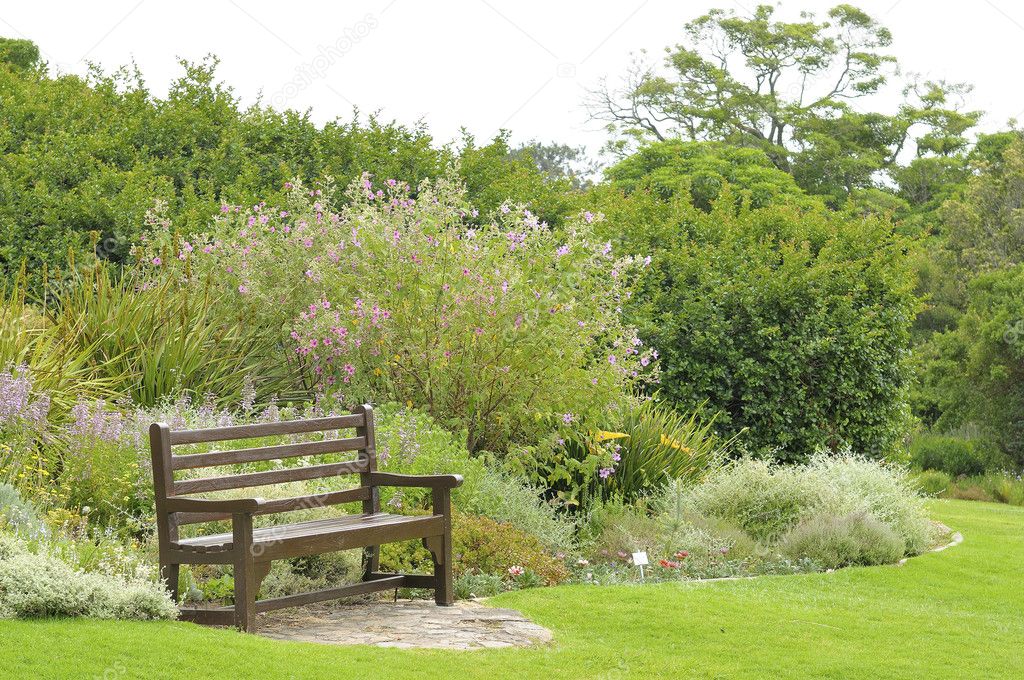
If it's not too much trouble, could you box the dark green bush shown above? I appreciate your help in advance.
[594,188,918,461]
[910,434,988,477]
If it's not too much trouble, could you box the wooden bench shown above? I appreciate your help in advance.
[148,404,462,632]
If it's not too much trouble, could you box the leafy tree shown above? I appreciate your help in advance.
[510,140,600,190]
[914,266,1024,465]
[604,139,817,211]
[588,4,979,203]
[0,37,39,71]
[940,134,1024,276]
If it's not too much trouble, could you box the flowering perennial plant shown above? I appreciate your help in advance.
[136,172,658,451]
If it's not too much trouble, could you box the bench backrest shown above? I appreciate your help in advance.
[149,404,378,526]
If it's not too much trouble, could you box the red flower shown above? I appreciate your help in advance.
[674,550,689,559]
[659,559,681,569]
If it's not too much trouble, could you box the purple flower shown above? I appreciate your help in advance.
[608,355,617,364]
[556,244,570,257]
[584,211,595,223]
[599,467,614,479]
[151,257,161,266]
[562,412,574,424]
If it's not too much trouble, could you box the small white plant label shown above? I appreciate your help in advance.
[631,551,649,566]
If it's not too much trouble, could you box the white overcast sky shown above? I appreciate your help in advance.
[3,1,1022,163]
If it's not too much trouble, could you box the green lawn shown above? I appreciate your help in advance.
[2,499,1021,679]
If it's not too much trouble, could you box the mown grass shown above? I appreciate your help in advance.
[1,499,1021,679]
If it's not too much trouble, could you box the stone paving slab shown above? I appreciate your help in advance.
[258,599,553,650]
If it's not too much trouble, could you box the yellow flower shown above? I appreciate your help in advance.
[373,367,382,376]
[406,400,413,409]
[594,430,629,443]
[660,433,691,453]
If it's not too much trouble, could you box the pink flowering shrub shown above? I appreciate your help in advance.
[136,171,657,451]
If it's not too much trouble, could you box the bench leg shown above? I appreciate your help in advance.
[362,545,380,580]
[160,562,180,603]
[232,514,257,632]
[425,534,453,606]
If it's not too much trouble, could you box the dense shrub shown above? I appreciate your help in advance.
[684,454,933,553]
[380,513,569,586]
[681,458,809,542]
[374,403,485,509]
[0,482,46,538]
[594,190,918,461]
[917,471,1024,506]
[0,534,176,620]
[458,470,577,557]
[778,512,905,569]
[136,172,655,453]
[915,469,952,496]
[0,53,575,292]
[909,434,988,477]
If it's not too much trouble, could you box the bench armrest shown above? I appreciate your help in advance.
[164,496,263,513]
[367,472,464,489]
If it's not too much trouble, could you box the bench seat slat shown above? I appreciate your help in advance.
[171,436,367,471]
[169,414,365,446]
[175,513,444,562]
[173,459,367,495]
[176,512,437,549]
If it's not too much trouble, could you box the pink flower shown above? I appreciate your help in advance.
[151,257,161,266]
[238,284,249,294]
[608,355,617,364]
[507,565,525,577]
[584,211,595,223]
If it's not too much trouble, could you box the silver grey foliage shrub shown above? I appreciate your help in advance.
[680,451,935,556]
[0,535,177,620]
